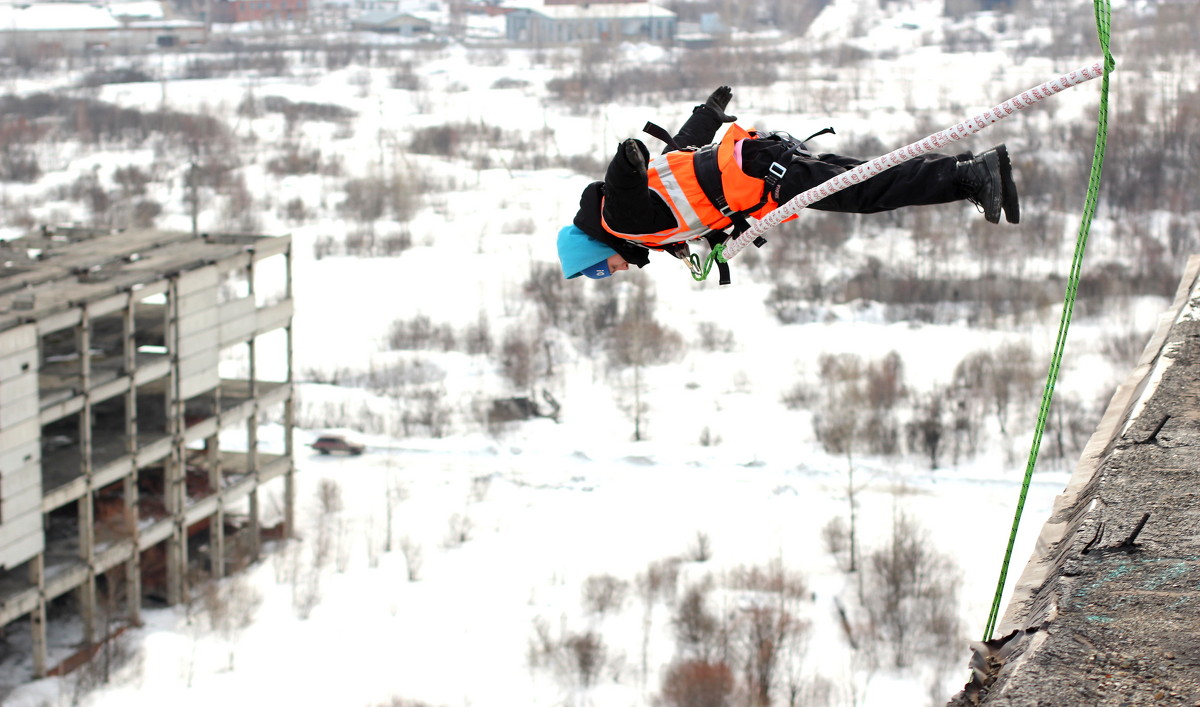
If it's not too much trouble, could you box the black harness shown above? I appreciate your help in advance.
[644,122,833,285]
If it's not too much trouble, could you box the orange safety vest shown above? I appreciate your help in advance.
[600,124,789,247]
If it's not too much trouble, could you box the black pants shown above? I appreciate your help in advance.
[741,140,968,214]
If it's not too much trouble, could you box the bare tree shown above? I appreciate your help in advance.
[858,509,963,669]
[582,574,629,617]
[735,602,808,707]
[636,557,681,684]
[524,261,586,329]
[384,473,407,554]
[203,574,263,670]
[606,274,683,441]
[907,390,945,470]
[399,536,423,581]
[814,354,868,574]
[672,582,722,662]
[500,326,537,391]
[687,531,713,563]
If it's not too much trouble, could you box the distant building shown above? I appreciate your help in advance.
[350,11,433,35]
[357,0,404,11]
[505,2,676,44]
[210,0,308,23]
[0,2,207,52]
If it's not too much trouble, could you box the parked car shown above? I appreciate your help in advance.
[310,434,366,456]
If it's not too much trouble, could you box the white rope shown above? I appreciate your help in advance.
[720,61,1107,260]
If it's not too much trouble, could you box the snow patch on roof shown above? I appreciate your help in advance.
[0,2,125,31]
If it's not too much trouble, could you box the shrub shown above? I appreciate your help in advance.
[261,95,356,122]
[443,514,472,548]
[399,537,422,581]
[562,631,606,689]
[132,200,162,229]
[695,322,736,353]
[386,315,456,352]
[112,165,151,196]
[660,659,735,707]
[859,511,962,669]
[463,313,493,356]
[636,557,681,606]
[687,531,713,563]
[0,150,41,182]
[340,176,387,222]
[408,121,512,158]
[501,217,536,234]
[906,391,945,470]
[523,261,585,330]
[822,516,852,571]
[401,388,453,438]
[606,316,684,369]
[499,327,537,391]
[528,618,610,692]
[283,197,307,223]
[582,574,629,616]
[491,77,529,89]
[671,584,720,659]
[266,147,324,176]
[80,67,154,87]
[780,379,816,410]
[378,231,413,256]
[725,559,808,599]
[340,173,418,225]
[390,68,422,90]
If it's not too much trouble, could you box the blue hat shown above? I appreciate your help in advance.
[557,225,617,280]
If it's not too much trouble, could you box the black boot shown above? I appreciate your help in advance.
[958,145,1020,224]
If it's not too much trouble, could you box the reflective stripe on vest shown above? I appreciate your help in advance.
[600,124,780,247]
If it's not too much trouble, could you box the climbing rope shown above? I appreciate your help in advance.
[982,0,1115,641]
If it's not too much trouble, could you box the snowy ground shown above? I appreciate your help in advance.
[0,0,1165,704]
[7,425,1074,707]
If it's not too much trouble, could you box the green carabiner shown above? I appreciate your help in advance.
[685,243,729,282]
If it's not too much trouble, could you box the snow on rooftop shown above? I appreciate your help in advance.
[0,0,169,30]
[1,1,174,30]
[0,3,122,31]
[109,1,166,19]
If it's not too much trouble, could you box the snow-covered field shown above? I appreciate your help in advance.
[0,0,1167,704]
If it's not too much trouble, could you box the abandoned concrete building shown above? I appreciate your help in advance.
[0,227,295,679]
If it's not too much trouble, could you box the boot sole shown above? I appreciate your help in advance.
[995,144,1020,224]
[981,150,1002,224]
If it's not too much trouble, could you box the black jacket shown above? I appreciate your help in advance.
[572,104,726,268]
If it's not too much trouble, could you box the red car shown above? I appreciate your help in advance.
[310,434,366,456]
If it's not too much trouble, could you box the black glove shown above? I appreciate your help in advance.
[621,138,648,179]
[703,85,737,123]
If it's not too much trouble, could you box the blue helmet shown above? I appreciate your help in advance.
[557,225,617,280]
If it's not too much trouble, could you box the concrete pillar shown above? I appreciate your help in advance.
[207,432,224,578]
[165,279,186,606]
[123,299,142,626]
[247,258,262,560]
[284,245,296,539]
[29,554,47,678]
[284,325,295,540]
[77,310,97,644]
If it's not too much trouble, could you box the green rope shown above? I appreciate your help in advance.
[982,0,1115,641]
